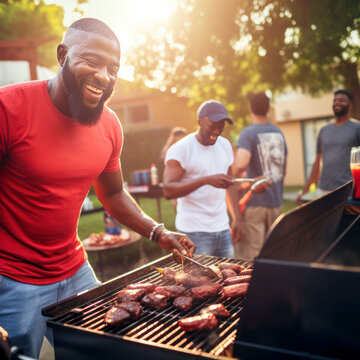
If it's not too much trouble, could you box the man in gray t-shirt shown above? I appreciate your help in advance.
[298,90,360,203]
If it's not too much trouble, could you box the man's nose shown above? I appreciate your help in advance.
[94,66,110,86]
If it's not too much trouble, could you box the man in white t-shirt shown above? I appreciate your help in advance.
[163,100,241,257]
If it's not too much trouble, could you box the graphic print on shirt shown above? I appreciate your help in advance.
[257,132,285,182]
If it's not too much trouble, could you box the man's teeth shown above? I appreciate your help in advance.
[86,84,103,94]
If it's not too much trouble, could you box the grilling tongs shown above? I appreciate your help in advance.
[179,253,221,278]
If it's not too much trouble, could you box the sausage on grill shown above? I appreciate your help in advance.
[219,263,245,274]
[154,285,186,298]
[199,303,230,317]
[223,275,252,286]
[240,269,253,276]
[178,313,218,332]
[173,296,193,312]
[223,283,249,298]
[141,293,168,309]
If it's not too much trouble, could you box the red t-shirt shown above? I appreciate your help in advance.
[0,80,123,284]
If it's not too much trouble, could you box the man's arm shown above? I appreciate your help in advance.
[296,154,322,205]
[93,169,195,257]
[163,159,234,199]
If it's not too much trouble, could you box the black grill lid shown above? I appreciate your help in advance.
[258,181,352,262]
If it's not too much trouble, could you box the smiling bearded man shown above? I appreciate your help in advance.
[0,18,195,358]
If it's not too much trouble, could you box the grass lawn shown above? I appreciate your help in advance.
[79,187,299,281]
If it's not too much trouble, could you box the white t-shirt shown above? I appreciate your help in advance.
[165,133,234,232]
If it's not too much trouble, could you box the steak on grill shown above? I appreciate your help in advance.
[116,288,147,303]
[115,301,143,320]
[154,285,186,298]
[104,306,130,325]
[141,293,168,309]
[188,283,221,300]
[223,283,249,298]
[223,275,252,286]
[173,296,193,312]
[126,282,156,293]
[178,313,218,332]
[199,303,230,317]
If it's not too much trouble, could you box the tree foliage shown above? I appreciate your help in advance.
[0,0,85,70]
[126,0,360,129]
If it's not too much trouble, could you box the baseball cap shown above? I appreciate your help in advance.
[197,100,233,124]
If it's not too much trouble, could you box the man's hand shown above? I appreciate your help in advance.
[230,219,241,244]
[157,230,196,262]
[252,176,271,194]
[207,174,234,189]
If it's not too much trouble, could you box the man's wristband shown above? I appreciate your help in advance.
[149,223,165,242]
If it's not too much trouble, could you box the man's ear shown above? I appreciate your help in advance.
[57,44,68,67]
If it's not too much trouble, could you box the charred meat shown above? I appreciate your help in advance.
[219,263,244,274]
[173,296,193,312]
[199,303,230,318]
[115,301,142,320]
[240,269,253,276]
[154,285,186,298]
[223,283,249,298]
[189,283,221,300]
[175,272,209,287]
[224,275,252,286]
[178,313,218,332]
[221,269,237,279]
[116,288,146,303]
[104,306,130,326]
[141,293,168,309]
[126,282,156,293]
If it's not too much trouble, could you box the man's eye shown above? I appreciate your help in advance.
[86,58,99,66]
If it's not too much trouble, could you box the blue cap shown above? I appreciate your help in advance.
[197,100,233,124]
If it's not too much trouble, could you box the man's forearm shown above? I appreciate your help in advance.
[163,177,208,199]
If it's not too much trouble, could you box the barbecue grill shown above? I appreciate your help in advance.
[43,181,360,360]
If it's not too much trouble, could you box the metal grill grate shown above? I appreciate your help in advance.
[47,256,252,357]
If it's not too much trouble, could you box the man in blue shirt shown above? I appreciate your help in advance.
[233,92,287,260]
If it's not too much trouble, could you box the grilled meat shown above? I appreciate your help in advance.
[104,306,130,325]
[141,293,168,309]
[224,275,252,286]
[173,296,193,312]
[219,263,244,274]
[221,269,237,279]
[126,282,156,293]
[199,303,230,318]
[116,288,146,303]
[240,269,253,276]
[154,285,186,298]
[189,283,221,300]
[175,272,209,287]
[178,313,218,332]
[223,283,249,298]
[115,301,142,320]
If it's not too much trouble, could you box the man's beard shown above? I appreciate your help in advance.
[333,103,349,117]
[62,60,113,125]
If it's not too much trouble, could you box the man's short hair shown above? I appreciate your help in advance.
[334,89,353,102]
[65,18,120,47]
[249,92,270,116]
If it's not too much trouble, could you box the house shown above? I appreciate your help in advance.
[108,79,197,133]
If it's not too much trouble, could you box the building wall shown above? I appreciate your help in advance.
[276,120,305,186]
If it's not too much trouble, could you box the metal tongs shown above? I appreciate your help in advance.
[232,177,256,183]
[179,253,221,278]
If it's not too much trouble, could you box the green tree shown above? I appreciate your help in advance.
[126,0,360,130]
[0,0,87,70]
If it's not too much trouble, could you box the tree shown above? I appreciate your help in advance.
[0,0,87,70]
[125,0,360,130]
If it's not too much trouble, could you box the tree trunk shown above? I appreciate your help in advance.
[343,61,360,120]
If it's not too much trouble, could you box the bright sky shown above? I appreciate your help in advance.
[46,0,177,80]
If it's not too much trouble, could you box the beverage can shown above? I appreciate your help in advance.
[104,211,121,235]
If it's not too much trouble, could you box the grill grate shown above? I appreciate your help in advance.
[48,256,252,357]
